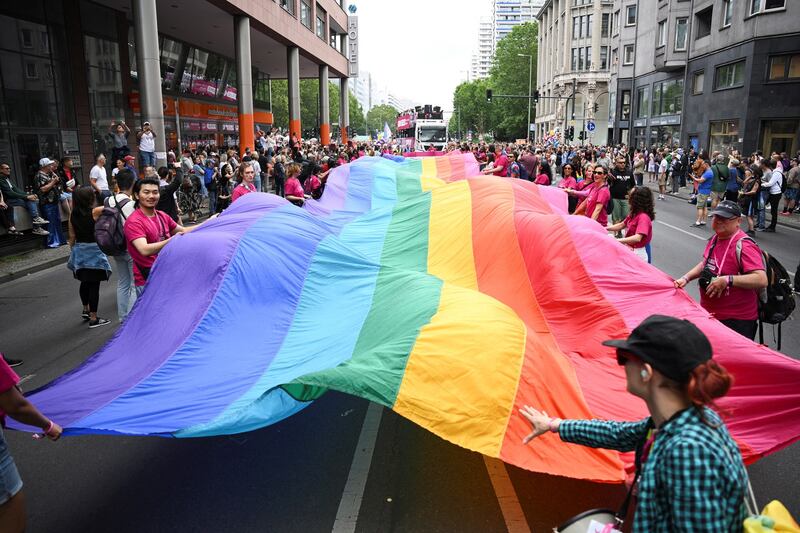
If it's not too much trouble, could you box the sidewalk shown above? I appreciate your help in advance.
[0,245,71,284]
[642,181,800,230]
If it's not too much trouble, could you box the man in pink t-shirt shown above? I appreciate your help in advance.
[125,178,214,294]
[481,144,509,177]
[674,200,767,339]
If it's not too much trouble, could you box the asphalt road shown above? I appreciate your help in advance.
[1,194,798,532]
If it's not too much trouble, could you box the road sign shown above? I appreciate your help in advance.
[586,121,596,132]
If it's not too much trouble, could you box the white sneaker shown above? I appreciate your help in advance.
[32,227,50,236]
[32,217,48,225]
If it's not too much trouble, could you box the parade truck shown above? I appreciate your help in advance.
[396,105,448,152]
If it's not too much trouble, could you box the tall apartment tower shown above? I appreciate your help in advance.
[471,17,495,80]
[472,0,543,80]
[534,0,614,145]
[607,0,799,155]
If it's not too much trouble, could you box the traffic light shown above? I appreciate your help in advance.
[486,89,493,102]
[578,131,586,141]
[566,126,574,140]
[593,103,599,113]
[533,90,540,103]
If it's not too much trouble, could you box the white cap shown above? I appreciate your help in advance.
[39,157,55,167]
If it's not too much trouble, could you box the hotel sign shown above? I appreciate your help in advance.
[347,16,358,77]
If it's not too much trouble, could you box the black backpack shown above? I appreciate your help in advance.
[735,237,796,349]
[95,195,131,256]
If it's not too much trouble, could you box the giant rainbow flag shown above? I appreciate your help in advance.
[11,153,800,482]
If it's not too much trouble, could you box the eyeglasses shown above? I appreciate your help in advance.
[594,170,606,175]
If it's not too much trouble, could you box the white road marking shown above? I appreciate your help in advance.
[656,220,707,241]
[332,402,384,533]
[483,457,532,533]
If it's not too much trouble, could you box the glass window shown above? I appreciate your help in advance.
[159,38,185,91]
[300,0,312,28]
[581,15,588,38]
[695,7,712,39]
[769,55,787,80]
[767,54,800,80]
[714,60,745,89]
[180,48,230,98]
[657,21,666,47]
[692,70,704,94]
[652,83,662,116]
[601,13,610,37]
[765,0,785,10]
[623,44,634,65]
[709,120,740,155]
[578,46,584,70]
[675,18,688,50]
[587,15,593,38]
[626,5,637,25]
[0,51,59,128]
[621,90,631,120]
[83,36,124,156]
[723,0,734,26]
[636,86,649,118]
[571,48,578,71]
[316,5,327,40]
[600,46,608,70]
[573,16,580,39]
[279,0,296,16]
[749,0,761,15]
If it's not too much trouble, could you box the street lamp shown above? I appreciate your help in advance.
[518,53,533,144]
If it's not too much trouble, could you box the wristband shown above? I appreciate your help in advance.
[679,276,689,285]
[728,275,734,288]
[44,420,54,435]
[549,418,562,433]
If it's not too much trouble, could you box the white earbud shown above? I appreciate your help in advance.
[640,369,649,379]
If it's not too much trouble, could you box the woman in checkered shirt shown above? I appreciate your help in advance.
[520,315,748,533]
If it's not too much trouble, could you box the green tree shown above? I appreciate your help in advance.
[366,104,398,137]
[449,78,494,139]
[488,22,538,140]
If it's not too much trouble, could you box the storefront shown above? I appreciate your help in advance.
[708,119,741,156]
[760,118,799,156]
[0,4,83,186]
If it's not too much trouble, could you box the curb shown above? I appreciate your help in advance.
[643,183,800,230]
[0,255,69,285]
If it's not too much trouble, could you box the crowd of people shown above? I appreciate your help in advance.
[0,123,798,531]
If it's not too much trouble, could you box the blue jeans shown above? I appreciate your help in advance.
[6,197,40,225]
[757,190,767,228]
[254,174,262,193]
[41,202,65,247]
[113,253,136,322]
[140,151,156,168]
[209,192,217,215]
[0,427,23,506]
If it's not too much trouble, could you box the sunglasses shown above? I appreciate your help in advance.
[595,170,606,175]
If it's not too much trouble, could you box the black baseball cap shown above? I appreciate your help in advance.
[602,315,712,383]
[709,200,742,219]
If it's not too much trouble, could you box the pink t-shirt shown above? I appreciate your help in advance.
[558,176,577,189]
[493,154,509,176]
[231,182,256,203]
[0,358,19,422]
[623,212,653,248]
[285,177,304,198]
[124,209,178,286]
[700,231,765,320]
[585,184,611,226]
[534,173,550,185]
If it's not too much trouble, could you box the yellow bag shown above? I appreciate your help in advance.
[744,500,800,533]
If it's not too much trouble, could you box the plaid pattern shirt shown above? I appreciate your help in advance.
[559,407,747,532]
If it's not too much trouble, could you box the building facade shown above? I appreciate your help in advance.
[471,0,543,80]
[535,0,614,146]
[606,0,799,156]
[0,0,351,189]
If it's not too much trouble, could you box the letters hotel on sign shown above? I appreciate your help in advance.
[348,16,358,77]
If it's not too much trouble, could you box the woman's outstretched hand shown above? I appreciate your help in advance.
[519,405,555,444]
